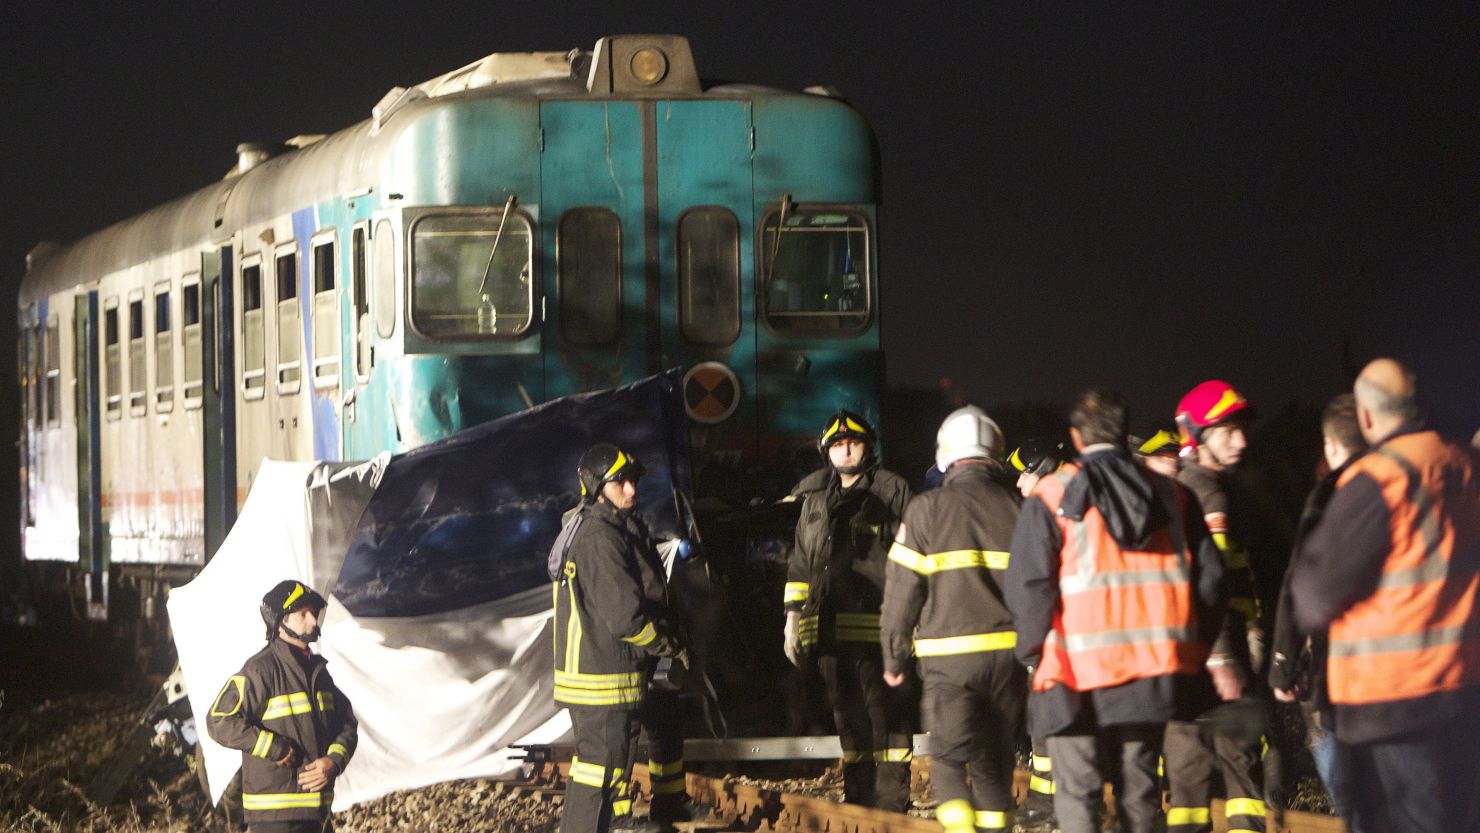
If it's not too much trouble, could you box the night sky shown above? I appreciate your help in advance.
[2,5,1477,572]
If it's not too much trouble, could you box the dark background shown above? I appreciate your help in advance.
[3,5,1477,608]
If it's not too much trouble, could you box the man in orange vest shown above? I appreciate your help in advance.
[1289,358,1480,833]
[1006,389,1232,833]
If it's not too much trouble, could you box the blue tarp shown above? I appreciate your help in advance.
[334,369,693,618]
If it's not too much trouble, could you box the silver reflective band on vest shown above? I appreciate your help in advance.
[1062,626,1195,652]
[1329,621,1480,658]
[1058,471,1190,596]
[1372,446,1451,591]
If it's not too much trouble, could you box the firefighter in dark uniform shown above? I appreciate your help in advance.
[1008,438,1071,830]
[881,406,1022,833]
[782,410,914,810]
[552,444,690,833]
[1163,380,1270,833]
[208,580,358,833]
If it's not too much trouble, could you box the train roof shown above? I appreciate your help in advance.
[19,35,864,306]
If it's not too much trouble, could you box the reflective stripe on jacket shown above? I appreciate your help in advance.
[1326,431,1480,706]
[206,638,357,826]
[1031,467,1207,692]
[880,463,1019,672]
[553,500,672,707]
[785,467,911,650]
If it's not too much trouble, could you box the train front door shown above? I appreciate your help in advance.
[539,100,652,399]
[653,100,758,467]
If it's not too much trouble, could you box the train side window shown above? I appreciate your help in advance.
[128,294,146,415]
[181,276,202,408]
[351,223,371,380]
[44,316,61,427]
[241,259,265,398]
[19,322,35,429]
[311,234,339,388]
[153,283,173,413]
[760,208,871,337]
[557,208,621,346]
[678,207,741,346]
[104,299,121,419]
[409,209,533,339]
[275,247,301,394]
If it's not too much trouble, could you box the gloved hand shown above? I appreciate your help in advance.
[783,610,805,668]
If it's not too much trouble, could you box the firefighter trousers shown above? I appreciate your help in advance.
[562,705,642,833]
[921,651,1025,832]
[818,645,916,811]
[1047,724,1163,833]
[1163,719,1266,833]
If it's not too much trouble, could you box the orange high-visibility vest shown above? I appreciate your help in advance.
[1326,431,1480,706]
[1031,464,1207,692]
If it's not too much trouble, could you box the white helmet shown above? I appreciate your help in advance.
[935,406,1005,472]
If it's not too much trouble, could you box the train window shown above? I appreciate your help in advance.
[103,300,121,419]
[241,260,265,397]
[128,296,146,415]
[182,276,202,407]
[20,323,35,429]
[373,220,395,339]
[311,235,339,388]
[275,248,301,394]
[351,224,370,380]
[154,284,173,413]
[557,208,621,346]
[410,210,533,339]
[44,316,60,427]
[760,208,871,337]
[678,208,741,346]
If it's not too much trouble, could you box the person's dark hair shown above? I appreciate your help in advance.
[1069,388,1129,446]
[1321,393,1365,457]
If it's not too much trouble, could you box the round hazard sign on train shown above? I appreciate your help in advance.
[683,362,741,424]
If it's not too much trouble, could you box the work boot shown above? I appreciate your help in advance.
[650,795,710,829]
[609,815,664,833]
[1017,792,1056,830]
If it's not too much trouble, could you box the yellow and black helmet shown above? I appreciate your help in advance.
[260,579,326,639]
[577,443,645,502]
[1135,428,1183,458]
[817,410,876,455]
[1008,438,1065,476]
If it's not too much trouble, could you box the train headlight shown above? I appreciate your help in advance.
[629,47,668,85]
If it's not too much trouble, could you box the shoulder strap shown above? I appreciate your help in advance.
[548,510,585,581]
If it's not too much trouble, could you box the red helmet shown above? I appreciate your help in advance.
[1175,380,1251,453]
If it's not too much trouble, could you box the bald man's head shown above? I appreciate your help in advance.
[1354,358,1421,442]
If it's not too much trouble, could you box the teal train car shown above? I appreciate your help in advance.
[15,35,883,625]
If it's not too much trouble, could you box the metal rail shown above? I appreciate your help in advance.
[506,745,1349,832]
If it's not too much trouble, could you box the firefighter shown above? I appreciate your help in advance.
[1005,389,1229,833]
[1135,428,1183,478]
[782,410,914,810]
[1290,359,1480,832]
[881,406,1021,832]
[1008,438,1071,829]
[1163,380,1271,833]
[552,444,689,833]
[207,580,358,833]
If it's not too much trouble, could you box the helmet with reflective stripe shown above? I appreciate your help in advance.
[260,579,327,640]
[1008,438,1065,476]
[1175,380,1252,454]
[935,406,1004,472]
[1135,428,1183,457]
[817,410,875,456]
[577,443,645,503]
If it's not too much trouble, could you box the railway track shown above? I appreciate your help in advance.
[505,744,1349,833]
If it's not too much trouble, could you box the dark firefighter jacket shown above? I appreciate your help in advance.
[880,462,1018,675]
[206,637,357,825]
[1178,460,1269,666]
[1006,446,1224,736]
[785,465,912,652]
[553,499,679,708]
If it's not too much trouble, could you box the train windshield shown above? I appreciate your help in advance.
[761,209,870,336]
[410,210,533,339]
